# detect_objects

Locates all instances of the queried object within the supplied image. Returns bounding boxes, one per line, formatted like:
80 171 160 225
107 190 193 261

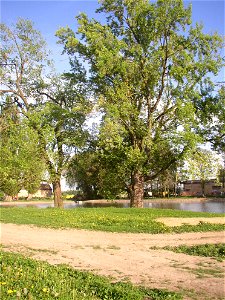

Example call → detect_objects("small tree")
67 150 101 200
27 73 91 207
66 139 126 200
186 148 221 196
218 160 225 193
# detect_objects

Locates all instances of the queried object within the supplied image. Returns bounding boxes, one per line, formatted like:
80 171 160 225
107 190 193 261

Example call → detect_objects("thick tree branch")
145 147 187 181
151 36 169 112
36 90 57 102
0 89 16 94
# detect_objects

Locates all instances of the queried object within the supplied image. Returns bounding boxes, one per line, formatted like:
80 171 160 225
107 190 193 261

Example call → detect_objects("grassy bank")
163 243 225 261
1 207 224 233
150 243 225 262
0 251 182 300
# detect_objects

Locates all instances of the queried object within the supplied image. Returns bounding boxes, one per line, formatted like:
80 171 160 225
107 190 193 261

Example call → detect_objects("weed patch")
0 251 182 299
164 243 225 261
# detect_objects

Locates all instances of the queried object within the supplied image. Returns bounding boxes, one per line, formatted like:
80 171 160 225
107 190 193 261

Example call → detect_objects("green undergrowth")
164 243 225 261
0 251 182 300
0 207 224 233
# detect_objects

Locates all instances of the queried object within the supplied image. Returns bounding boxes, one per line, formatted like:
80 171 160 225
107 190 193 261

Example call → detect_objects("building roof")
181 179 217 184
40 183 52 191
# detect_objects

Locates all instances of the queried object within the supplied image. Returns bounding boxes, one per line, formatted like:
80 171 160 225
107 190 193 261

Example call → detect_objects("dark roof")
181 179 217 184
40 183 52 190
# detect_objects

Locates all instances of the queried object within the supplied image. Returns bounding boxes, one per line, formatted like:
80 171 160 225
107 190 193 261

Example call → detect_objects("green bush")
0 190 4 200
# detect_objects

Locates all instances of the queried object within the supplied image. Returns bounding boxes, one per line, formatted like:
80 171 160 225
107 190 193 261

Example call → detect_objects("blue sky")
1 0 225 77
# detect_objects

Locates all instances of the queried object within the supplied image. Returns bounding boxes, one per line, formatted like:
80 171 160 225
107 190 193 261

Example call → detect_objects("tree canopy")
194 84 225 154
1 2 224 207
0 96 45 198
184 148 221 196
56 0 224 207
0 19 91 207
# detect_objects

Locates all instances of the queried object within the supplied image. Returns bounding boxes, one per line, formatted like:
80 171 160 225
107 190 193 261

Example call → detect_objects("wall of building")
18 184 52 198
182 180 222 196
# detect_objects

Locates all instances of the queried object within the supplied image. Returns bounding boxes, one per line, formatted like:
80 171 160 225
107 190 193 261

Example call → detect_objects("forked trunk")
129 171 144 208
52 179 63 208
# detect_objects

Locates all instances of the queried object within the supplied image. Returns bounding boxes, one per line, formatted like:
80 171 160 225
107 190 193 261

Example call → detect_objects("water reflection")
186 201 224 213
1 199 224 213
146 202 182 210
147 201 225 213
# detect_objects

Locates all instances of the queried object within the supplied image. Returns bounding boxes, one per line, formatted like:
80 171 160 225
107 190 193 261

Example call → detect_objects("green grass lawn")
163 243 225 261
1 208 224 300
1 207 224 233
0 251 182 300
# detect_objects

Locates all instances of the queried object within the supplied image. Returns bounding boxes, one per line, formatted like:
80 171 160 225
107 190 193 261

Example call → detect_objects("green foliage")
56 0 224 206
164 243 225 261
1 251 182 299
184 148 222 195
66 136 128 199
218 167 225 189
0 18 50 104
66 150 103 200
27 73 91 180
0 98 45 196
186 148 221 180
140 288 182 300
0 19 92 207
194 85 225 153
172 222 225 234
1 207 224 233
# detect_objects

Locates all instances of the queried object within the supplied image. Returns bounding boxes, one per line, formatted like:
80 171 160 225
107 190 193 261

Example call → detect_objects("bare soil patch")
1 223 225 300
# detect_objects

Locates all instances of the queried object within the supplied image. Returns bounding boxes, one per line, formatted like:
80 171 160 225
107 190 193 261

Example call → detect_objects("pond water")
3 199 225 213
144 200 225 213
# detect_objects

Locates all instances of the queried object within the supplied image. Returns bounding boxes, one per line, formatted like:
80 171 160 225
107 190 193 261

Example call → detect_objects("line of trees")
1 0 224 207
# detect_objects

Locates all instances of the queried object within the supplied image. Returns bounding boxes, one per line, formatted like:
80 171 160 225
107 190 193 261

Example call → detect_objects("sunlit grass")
164 243 225 261
0 251 182 300
1 207 224 233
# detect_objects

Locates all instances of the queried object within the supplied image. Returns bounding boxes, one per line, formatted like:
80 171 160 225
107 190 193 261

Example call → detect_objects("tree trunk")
129 171 144 208
27 194 33 200
4 195 13 201
52 179 63 208
201 180 205 197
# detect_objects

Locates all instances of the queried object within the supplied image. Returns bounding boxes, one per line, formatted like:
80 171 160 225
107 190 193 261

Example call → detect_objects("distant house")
181 179 223 196
18 183 52 198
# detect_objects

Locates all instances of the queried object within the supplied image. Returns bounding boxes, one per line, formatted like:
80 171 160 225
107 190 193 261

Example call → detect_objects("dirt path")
1 223 225 300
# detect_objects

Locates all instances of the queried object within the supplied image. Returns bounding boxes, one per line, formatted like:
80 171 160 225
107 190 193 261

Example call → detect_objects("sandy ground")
1 222 225 300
